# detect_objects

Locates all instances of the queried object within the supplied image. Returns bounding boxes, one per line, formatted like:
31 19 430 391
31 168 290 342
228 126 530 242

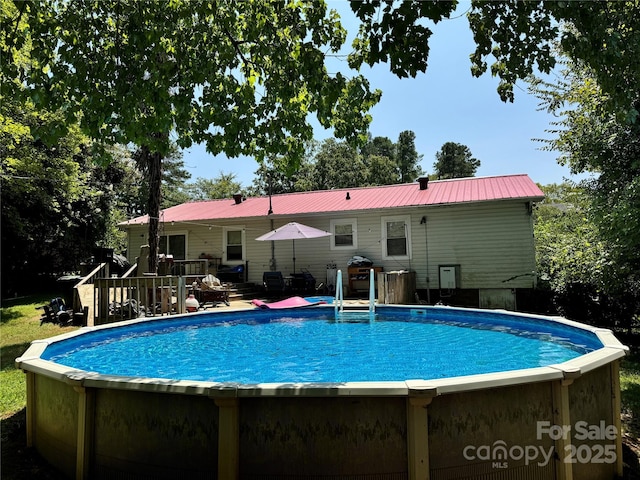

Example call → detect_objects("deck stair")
225 282 260 301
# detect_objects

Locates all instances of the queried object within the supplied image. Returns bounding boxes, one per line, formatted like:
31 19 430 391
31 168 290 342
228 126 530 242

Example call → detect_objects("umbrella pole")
292 239 296 273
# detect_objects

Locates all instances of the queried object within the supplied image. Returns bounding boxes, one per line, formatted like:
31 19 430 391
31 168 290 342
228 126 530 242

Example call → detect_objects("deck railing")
121 263 138 278
94 276 186 325
73 262 109 314
171 259 208 278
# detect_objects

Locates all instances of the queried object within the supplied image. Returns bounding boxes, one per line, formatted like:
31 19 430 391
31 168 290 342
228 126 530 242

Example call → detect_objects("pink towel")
251 296 327 309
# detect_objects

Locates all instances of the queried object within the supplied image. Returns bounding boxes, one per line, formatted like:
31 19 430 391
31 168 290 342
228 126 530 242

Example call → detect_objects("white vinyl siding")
123 200 537 291
419 202 536 289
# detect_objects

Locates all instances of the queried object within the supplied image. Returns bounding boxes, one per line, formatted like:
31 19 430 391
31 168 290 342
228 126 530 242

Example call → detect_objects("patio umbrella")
256 222 332 272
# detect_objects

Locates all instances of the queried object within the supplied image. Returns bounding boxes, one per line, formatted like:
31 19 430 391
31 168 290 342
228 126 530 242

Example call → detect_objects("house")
120 174 544 309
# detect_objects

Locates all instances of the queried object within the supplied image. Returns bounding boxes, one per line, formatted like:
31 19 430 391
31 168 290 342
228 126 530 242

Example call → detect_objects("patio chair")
289 268 316 294
263 271 287 296
38 297 72 325
195 275 231 307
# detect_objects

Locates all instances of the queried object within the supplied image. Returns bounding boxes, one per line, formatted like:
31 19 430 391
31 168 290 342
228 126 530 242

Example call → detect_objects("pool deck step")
225 282 261 301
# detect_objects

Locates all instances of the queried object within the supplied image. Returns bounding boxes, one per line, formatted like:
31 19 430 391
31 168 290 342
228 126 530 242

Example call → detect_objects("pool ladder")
334 269 376 320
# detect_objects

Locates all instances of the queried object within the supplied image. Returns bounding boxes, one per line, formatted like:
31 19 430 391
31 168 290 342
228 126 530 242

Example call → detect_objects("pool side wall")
17 307 627 480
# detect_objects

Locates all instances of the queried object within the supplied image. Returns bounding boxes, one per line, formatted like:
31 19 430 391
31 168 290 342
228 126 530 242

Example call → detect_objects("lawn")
1 294 79 479
1 295 639 478
621 339 640 476
1 295 79 417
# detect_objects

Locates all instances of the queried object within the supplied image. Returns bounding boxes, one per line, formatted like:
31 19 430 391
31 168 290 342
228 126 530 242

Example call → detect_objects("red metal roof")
120 174 544 226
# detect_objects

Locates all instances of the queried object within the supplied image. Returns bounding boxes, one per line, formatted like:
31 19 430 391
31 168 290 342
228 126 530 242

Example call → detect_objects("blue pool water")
43 307 602 384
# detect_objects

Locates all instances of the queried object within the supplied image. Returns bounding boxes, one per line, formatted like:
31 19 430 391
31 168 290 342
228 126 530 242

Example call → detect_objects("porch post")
611 360 624 477
552 372 578 480
74 385 96 480
25 371 36 447
406 383 437 480
214 397 239 480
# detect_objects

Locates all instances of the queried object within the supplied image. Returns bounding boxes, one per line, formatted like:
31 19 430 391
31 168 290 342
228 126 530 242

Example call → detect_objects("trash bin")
56 275 82 308
377 271 416 304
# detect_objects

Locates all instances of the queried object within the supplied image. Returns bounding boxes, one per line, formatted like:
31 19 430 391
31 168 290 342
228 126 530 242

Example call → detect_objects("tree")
159 152 192 209
350 1 640 120
433 142 481 180
3 1 381 272
249 145 317 196
396 130 423 182
533 183 637 331
131 145 192 213
365 154 400 186
349 1 458 78
0 99 128 294
533 57 640 325
361 135 396 161
309 138 368 190
251 162 301 197
360 135 399 185
534 183 606 294
6 0 640 273
251 138 402 193
189 172 244 201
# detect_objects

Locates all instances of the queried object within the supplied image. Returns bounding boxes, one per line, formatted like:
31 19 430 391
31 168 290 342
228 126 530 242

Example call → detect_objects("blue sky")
181 2 581 189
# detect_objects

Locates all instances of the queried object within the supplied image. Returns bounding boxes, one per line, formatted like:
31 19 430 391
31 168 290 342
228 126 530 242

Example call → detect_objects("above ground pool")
41 307 603 384
17 304 628 480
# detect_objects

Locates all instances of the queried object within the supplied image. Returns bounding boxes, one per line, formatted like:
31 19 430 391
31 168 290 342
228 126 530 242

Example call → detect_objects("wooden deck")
75 277 367 327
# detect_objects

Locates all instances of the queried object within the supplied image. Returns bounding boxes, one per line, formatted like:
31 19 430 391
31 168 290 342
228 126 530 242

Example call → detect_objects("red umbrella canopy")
256 222 332 272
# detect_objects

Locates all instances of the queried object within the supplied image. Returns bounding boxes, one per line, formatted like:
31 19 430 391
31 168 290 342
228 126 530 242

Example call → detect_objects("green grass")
622 351 640 408
1 295 78 418
620 345 640 448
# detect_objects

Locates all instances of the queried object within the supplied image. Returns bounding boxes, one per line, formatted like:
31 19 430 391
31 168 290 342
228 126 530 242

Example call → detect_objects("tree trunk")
139 144 163 274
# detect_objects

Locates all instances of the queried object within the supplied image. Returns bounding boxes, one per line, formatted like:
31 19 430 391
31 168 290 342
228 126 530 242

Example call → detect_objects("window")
159 233 186 260
381 216 411 260
223 227 245 262
330 218 357 250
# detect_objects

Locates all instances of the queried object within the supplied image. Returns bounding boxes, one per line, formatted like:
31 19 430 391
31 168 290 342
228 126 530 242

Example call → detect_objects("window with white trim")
223 227 245 262
330 218 357 250
381 216 411 260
